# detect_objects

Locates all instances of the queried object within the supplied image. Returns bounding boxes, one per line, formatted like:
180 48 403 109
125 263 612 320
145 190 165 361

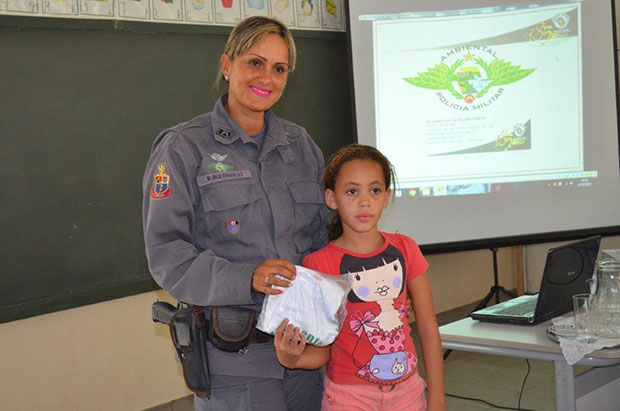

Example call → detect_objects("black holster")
152 302 211 398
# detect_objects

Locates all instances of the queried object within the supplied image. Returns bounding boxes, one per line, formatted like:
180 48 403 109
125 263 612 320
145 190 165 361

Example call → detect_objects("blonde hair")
216 16 296 89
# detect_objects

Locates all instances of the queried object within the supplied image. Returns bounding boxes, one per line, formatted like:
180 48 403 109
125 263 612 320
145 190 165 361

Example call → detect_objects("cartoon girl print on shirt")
340 244 417 386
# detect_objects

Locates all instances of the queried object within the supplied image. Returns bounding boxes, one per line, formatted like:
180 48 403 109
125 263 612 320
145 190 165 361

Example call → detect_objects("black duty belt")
251 327 275 344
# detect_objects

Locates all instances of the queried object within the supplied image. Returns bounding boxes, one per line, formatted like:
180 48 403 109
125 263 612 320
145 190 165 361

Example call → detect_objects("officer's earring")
224 75 229 82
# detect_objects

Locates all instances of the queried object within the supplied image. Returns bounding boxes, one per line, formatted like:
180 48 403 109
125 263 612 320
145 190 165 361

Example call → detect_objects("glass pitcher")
591 259 620 338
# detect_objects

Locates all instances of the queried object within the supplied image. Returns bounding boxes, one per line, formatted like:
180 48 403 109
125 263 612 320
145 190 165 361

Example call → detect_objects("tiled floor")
147 300 581 411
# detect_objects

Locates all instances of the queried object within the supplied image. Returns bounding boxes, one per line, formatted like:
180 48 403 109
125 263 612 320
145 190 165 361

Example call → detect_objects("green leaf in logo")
474 57 492 78
488 59 536 86
403 63 455 90
404 56 535 101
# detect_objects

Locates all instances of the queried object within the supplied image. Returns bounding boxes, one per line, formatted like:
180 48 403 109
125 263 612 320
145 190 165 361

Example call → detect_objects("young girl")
274 144 445 410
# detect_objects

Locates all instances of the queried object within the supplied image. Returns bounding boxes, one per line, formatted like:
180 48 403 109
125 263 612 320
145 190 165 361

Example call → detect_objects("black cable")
518 358 531 410
440 357 533 411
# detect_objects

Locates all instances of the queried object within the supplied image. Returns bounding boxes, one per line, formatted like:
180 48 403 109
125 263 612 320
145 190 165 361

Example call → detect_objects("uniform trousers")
194 368 323 411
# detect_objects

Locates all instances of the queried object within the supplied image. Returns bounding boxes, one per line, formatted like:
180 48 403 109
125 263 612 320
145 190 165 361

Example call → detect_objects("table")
439 318 620 411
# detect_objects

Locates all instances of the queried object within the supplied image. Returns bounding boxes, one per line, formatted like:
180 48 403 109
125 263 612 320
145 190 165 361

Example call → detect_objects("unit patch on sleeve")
151 163 171 199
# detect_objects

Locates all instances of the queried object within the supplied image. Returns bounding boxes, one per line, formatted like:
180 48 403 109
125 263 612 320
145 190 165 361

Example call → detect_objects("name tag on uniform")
197 170 252 186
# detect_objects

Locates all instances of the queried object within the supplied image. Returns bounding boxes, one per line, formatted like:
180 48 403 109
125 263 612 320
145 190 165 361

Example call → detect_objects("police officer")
143 16 330 411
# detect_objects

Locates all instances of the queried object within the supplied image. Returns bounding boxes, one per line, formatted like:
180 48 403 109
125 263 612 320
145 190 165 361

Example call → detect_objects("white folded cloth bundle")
257 266 351 346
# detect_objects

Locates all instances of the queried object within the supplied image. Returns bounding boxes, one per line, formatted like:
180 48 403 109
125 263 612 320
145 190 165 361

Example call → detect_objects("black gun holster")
152 302 211 398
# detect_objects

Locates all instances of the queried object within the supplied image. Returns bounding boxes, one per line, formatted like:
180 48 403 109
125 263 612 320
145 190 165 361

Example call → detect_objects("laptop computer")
470 235 601 325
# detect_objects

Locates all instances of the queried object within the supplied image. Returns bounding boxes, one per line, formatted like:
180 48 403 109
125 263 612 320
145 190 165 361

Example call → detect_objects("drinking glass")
573 293 597 343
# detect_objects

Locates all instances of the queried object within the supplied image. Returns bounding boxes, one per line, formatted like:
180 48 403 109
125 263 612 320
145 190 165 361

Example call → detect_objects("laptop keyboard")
494 299 537 316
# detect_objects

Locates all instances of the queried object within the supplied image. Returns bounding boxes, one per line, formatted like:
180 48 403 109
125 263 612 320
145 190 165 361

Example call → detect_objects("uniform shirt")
143 95 330 378
303 233 429 386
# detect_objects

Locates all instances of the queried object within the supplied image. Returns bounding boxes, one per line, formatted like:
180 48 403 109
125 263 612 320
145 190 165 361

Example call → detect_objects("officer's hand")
274 318 306 369
251 259 296 295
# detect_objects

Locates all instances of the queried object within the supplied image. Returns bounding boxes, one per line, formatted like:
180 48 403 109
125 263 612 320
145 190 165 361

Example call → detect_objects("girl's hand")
251 259 296 295
273 318 306 369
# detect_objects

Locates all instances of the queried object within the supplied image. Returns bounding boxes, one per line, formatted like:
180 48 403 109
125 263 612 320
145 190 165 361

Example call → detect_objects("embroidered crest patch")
227 220 240 234
151 164 171 199
207 152 234 172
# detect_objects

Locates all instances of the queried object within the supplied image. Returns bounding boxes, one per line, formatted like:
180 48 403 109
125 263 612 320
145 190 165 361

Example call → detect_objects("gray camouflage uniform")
143 95 330 410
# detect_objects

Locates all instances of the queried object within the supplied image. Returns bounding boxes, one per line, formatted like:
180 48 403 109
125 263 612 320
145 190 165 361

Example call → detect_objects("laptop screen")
534 235 601 321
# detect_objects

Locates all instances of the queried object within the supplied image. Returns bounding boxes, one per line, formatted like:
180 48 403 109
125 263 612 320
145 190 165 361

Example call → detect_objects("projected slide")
372 3 582 188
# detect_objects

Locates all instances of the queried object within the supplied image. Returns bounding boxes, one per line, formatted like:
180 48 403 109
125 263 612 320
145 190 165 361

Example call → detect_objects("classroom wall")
0 290 189 411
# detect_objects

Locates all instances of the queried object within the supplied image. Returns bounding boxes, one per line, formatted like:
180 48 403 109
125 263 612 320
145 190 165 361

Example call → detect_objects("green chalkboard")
0 17 353 323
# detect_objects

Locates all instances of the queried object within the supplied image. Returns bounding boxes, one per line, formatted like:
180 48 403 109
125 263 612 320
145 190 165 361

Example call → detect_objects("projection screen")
348 0 620 251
